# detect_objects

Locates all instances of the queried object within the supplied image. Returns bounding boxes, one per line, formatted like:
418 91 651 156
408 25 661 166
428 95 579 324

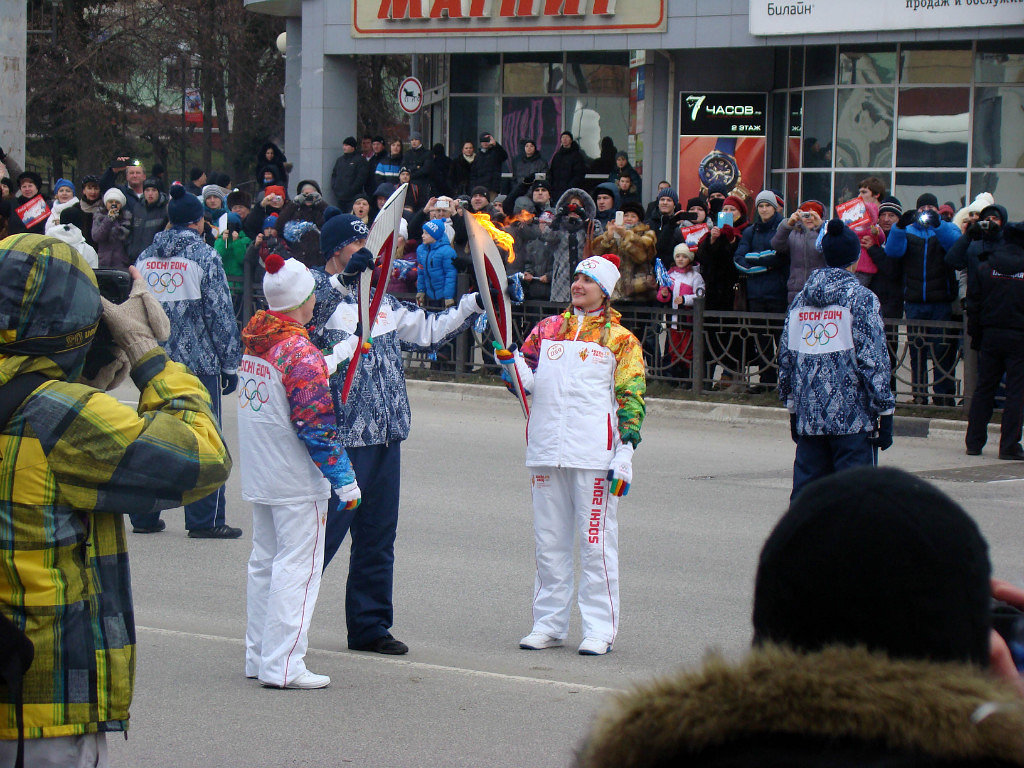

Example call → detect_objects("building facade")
245 0 1024 212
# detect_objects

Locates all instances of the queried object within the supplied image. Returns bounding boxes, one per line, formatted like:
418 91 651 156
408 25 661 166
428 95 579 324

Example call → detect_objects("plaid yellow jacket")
0 349 231 739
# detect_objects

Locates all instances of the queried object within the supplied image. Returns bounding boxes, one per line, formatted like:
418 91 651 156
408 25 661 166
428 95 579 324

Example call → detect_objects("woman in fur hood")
591 201 658 303
577 467 1024 768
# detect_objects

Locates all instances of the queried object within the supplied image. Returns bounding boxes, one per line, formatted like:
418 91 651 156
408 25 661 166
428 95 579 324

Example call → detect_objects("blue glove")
221 373 238 396
869 414 894 451
790 412 799 444
341 247 374 286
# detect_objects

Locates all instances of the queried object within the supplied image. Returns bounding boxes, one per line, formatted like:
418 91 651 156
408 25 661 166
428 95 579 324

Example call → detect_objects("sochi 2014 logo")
547 343 564 360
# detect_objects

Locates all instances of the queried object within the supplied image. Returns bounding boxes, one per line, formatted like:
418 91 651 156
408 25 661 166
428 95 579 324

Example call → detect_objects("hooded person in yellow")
0 234 232 766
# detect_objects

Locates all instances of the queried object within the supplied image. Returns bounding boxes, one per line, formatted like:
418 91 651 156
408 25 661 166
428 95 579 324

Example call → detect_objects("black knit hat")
819 219 860 268
167 183 204 225
916 192 939 210
753 467 991 666
685 196 708 212
878 196 903 218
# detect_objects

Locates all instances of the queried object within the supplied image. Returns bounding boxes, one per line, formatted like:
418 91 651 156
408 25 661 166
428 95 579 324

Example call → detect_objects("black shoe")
348 633 408 655
187 525 243 539
966 448 982 456
132 520 166 534
998 450 1024 461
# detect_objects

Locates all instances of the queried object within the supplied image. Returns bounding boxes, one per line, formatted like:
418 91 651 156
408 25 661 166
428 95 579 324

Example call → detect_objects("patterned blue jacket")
136 227 242 376
308 269 481 447
778 267 895 435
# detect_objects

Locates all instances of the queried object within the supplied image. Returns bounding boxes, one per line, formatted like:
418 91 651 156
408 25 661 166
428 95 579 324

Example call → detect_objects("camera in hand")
565 203 583 215
82 269 133 382
992 600 1024 671
95 268 132 304
978 220 995 231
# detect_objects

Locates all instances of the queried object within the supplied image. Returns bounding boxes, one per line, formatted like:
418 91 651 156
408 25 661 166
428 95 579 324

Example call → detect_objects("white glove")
323 335 360 375
606 443 634 497
333 481 361 510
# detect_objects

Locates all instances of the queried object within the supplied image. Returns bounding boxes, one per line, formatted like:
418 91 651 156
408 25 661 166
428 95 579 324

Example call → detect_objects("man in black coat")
965 218 1024 460
330 137 369 213
468 132 507 198
548 131 587 199
403 132 434 199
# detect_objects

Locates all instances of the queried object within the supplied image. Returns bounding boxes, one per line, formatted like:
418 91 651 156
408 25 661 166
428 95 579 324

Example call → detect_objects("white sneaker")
519 632 564 650
578 638 611 655
261 670 331 689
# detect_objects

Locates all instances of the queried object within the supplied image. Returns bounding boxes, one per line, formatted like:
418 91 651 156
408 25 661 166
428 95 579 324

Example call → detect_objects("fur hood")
577 644 1024 768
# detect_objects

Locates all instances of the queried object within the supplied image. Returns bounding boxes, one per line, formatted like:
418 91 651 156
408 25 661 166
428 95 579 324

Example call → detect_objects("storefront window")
450 54 500 94
774 47 790 90
801 89 833 167
801 171 831 207
900 45 972 84
503 53 562 96
971 171 1024 206
805 47 836 87
839 48 897 85
565 52 629 95
565 95 629 164
450 96 499 150
835 87 894 168
896 88 969 168
502 96 562 164
975 41 1024 84
973 87 1024 169
894 172 965 212
789 48 804 89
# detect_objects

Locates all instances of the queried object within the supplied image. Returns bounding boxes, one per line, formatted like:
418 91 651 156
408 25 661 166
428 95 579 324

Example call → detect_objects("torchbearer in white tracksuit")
239 254 362 689
495 253 646 656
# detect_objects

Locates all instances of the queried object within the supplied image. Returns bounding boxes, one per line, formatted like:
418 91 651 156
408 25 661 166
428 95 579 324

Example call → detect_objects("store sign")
352 0 666 36
679 92 767 137
749 0 1024 35
678 92 767 201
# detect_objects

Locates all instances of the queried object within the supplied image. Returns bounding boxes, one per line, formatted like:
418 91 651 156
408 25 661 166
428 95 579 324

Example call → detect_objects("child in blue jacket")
415 219 457 308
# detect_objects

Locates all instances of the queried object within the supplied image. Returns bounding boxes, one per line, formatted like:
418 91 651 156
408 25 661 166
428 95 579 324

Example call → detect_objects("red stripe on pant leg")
282 500 322 686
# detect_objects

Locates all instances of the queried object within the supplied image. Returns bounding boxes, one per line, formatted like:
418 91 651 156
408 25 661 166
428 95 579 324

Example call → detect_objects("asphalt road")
106 382 1024 767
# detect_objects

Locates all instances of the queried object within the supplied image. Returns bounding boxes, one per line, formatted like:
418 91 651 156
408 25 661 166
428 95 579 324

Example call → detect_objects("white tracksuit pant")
529 467 619 644
245 498 328 685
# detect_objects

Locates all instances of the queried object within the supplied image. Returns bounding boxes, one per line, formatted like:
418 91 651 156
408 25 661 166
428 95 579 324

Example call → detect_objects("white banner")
749 0 1024 35
787 306 854 356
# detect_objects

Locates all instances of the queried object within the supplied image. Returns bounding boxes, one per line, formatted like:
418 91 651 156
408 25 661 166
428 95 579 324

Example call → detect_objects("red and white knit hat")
263 254 315 312
574 253 621 297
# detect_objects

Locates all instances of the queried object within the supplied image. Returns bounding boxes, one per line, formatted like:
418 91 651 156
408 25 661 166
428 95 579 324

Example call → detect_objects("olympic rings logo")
147 271 185 294
239 376 270 411
802 322 839 347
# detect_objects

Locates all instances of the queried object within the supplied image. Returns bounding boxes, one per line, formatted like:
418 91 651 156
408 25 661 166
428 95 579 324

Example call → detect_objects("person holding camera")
511 138 548 196
544 188 600 303
0 233 232 767
274 180 329 268
885 193 962 406
779 220 895 499
771 200 825 303
129 184 243 539
576 466 1024 767
962 209 1024 460
93 188 132 269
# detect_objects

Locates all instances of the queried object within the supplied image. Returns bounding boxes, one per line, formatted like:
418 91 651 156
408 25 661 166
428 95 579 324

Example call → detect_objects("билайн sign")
352 0 666 36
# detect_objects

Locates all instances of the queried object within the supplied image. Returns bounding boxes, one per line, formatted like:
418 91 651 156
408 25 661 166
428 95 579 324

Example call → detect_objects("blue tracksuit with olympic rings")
778 267 895 495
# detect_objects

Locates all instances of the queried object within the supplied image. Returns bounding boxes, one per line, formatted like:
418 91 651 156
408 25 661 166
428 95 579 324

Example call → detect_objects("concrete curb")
406 379 989 443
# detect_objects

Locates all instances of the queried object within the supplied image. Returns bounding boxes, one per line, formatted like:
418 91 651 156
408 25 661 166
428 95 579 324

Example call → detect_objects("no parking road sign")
398 76 423 115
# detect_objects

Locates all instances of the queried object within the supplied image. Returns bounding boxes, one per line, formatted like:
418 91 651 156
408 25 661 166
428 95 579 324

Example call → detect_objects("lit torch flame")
471 211 516 264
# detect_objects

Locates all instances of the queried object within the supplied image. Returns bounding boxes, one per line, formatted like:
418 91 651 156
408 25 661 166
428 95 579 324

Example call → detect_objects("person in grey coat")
771 200 825 303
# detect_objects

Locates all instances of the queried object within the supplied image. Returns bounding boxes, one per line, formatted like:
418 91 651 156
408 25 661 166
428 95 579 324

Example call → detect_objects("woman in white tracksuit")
497 253 646 655
239 255 361 689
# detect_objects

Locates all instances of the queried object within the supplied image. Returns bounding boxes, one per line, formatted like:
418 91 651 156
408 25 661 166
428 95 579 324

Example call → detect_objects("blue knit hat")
53 178 75 195
262 214 279 231
820 219 860 268
167 183 204 226
283 219 318 245
421 219 447 243
320 211 369 259
657 187 679 205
